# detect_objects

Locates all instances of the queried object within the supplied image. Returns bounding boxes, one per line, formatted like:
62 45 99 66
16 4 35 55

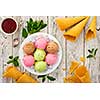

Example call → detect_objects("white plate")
19 32 62 75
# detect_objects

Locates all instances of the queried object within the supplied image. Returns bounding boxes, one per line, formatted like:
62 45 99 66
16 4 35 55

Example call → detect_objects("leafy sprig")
87 48 98 59
37 75 56 82
22 18 47 38
7 56 19 67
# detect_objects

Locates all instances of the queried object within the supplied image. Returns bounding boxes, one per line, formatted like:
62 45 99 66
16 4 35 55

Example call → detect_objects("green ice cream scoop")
34 49 46 61
35 61 47 72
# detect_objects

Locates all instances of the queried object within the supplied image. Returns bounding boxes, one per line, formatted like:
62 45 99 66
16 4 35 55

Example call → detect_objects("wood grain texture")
0 16 100 83
85 16 99 83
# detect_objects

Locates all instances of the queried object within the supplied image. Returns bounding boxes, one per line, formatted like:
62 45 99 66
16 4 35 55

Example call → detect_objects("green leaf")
94 48 98 56
29 18 33 23
37 75 46 78
9 56 13 59
13 60 19 67
92 48 94 52
42 77 46 83
22 18 47 38
87 55 94 58
40 24 47 29
22 28 28 38
27 23 31 32
7 60 13 64
36 21 41 28
88 49 92 53
14 56 19 61
47 76 56 81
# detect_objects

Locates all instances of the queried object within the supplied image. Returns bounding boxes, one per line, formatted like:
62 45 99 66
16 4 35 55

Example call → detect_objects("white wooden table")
0 16 100 83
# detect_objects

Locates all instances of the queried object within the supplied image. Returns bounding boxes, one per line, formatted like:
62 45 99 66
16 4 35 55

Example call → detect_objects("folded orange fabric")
63 16 90 42
55 16 86 31
85 16 96 41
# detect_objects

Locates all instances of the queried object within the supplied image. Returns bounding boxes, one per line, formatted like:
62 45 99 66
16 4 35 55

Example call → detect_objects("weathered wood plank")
2 36 13 83
0 16 13 83
20 16 48 83
48 16 65 83
0 32 5 83
85 16 99 83
11 16 22 82
96 16 100 82
31 16 48 83
66 16 84 78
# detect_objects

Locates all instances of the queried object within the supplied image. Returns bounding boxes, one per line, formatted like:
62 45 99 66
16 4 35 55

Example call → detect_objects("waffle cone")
85 16 96 41
64 16 90 42
16 73 38 83
56 16 86 31
3 66 22 80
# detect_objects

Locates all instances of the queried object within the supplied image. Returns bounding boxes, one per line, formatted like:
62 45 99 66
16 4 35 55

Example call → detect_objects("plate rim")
19 32 62 75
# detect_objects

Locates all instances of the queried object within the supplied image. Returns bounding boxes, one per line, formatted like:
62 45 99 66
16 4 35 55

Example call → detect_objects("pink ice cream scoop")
35 38 48 49
45 54 58 65
23 55 34 67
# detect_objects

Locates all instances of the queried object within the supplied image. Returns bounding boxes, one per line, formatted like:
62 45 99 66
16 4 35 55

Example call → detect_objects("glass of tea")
0 17 18 35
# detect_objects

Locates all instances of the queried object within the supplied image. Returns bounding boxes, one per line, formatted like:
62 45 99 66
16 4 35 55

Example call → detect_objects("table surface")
0 16 100 83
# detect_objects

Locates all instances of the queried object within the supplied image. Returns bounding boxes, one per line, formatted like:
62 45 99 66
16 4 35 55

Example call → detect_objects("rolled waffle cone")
64 61 91 83
64 74 81 83
68 61 80 74
85 16 96 41
74 65 91 83
16 73 38 83
56 16 86 31
3 66 23 80
64 16 90 42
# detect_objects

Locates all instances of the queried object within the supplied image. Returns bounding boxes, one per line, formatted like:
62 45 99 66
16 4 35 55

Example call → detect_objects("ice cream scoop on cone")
3 66 23 80
85 16 96 41
55 16 86 31
16 73 38 83
63 16 90 42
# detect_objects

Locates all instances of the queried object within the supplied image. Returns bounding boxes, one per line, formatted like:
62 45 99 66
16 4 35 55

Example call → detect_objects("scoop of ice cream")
45 54 58 65
35 38 48 49
23 42 35 55
23 55 34 67
34 49 46 61
46 41 59 54
35 61 47 72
